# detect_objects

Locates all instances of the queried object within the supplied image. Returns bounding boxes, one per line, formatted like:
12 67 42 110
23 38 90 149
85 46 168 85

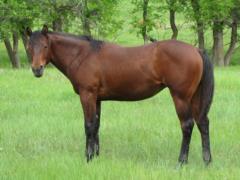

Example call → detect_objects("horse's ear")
26 27 32 36
41 24 48 36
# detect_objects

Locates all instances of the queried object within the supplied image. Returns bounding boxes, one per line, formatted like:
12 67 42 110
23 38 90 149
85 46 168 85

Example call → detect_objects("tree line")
0 0 239 68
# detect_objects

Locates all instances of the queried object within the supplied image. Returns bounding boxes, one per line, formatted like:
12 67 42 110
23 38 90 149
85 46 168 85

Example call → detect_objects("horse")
26 25 214 165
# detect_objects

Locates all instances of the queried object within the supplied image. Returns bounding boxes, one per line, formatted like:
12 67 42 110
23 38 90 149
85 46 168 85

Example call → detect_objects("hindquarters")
172 49 213 165
157 41 214 165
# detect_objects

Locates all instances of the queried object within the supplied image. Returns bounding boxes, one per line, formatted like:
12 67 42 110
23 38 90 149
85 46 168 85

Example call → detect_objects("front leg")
95 100 101 156
80 90 100 162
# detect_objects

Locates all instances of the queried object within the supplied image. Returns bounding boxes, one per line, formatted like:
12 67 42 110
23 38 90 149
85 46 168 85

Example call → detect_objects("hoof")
86 153 94 162
175 163 183 170
203 153 212 166
175 160 188 170
86 147 94 162
95 143 100 156
204 159 212 167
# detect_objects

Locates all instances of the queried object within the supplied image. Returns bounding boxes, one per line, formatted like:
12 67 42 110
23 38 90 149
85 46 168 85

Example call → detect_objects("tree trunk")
212 20 224 66
4 38 15 68
196 22 205 50
52 17 63 32
167 0 178 40
169 8 178 39
224 11 238 66
20 31 31 63
142 0 149 44
81 0 91 36
4 36 20 69
12 31 20 68
191 0 205 49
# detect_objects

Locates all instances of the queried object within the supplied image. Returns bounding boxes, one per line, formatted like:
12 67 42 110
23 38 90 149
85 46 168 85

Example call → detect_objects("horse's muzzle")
32 65 44 78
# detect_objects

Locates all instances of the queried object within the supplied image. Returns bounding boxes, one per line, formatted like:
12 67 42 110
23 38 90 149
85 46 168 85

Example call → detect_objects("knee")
182 119 194 128
181 119 194 134
196 117 209 127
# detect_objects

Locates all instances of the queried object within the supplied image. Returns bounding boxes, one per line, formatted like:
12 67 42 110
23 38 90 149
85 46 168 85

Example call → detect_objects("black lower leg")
95 101 101 156
95 134 100 156
85 120 98 162
178 119 194 164
197 117 211 165
85 111 101 161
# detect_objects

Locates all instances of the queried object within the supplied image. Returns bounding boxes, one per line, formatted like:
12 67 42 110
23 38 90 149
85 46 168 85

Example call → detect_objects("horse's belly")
99 83 165 101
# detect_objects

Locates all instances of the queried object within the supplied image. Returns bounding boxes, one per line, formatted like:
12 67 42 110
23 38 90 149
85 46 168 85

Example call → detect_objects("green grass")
0 67 240 179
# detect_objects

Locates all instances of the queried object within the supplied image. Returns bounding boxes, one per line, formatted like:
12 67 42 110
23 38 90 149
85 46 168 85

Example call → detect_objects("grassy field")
0 67 240 179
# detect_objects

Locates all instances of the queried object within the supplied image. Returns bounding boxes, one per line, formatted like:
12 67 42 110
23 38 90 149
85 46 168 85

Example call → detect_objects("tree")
224 0 240 65
166 0 178 39
201 0 234 66
131 0 159 43
0 0 41 66
3 37 20 68
81 0 122 38
79 0 91 35
190 0 205 49
180 0 206 49
212 20 224 66
48 0 122 38
142 0 149 43
0 0 23 68
41 0 78 32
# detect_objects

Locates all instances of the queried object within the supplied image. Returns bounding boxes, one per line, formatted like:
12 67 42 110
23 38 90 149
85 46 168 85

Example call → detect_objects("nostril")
40 65 44 69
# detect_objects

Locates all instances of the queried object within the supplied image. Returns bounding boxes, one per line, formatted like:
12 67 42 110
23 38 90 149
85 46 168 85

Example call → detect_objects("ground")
0 67 240 179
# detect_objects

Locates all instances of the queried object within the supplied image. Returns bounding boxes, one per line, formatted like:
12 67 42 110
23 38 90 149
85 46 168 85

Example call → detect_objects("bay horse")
26 25 214 165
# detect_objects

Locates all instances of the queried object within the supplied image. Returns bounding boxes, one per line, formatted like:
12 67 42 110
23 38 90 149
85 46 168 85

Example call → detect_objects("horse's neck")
48 34 89 77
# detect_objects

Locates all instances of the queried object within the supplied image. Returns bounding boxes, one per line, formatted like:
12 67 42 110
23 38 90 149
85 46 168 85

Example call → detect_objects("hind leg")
179 118 194 164
196 117 211 165
192 96 212 165
171 93 194 165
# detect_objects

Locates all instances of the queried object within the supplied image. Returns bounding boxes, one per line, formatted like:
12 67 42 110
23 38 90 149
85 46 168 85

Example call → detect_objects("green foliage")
0 0 123 38
166 0 185 12
130 0 162 38
85 0 123 38
0 0 239 66
200 0 234 23
130 0 188 39
22 0 78 30
0 0 34 38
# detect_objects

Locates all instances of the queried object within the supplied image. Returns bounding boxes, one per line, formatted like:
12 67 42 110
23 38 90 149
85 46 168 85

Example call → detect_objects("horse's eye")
44 46 48 49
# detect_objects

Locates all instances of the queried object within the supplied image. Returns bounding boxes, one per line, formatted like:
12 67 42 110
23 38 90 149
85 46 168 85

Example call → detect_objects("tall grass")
0 67 240 179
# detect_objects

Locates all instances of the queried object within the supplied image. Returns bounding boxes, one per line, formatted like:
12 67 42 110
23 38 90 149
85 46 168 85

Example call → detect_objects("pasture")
0 67 240 179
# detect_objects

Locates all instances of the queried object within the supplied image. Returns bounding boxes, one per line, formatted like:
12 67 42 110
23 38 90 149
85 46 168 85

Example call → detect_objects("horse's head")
26 25 51 78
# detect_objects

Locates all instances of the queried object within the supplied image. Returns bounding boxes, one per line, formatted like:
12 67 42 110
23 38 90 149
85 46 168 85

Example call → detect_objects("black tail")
199 50 214 119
